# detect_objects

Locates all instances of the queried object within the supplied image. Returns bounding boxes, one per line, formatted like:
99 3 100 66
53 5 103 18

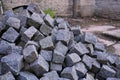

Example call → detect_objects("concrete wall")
2 0 120 19
2 0 82 16
38 0 72 16
2 0 32 10
95 0 120 20
79 0 95 17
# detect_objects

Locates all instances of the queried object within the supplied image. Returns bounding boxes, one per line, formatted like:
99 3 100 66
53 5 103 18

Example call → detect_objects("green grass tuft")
43 8 55 18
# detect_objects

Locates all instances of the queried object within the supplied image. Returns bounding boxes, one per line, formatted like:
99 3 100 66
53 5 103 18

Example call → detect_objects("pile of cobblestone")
0 4 120 80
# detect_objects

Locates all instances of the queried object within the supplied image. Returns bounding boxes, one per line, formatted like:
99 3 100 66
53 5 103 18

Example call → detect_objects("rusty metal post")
72 0 77 18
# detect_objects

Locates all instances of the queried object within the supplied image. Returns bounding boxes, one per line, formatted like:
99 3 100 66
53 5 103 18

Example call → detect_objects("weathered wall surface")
2 0 120 19
38 0 72 16
2 0 81 16
2 0 32 10
95 0 120 20
79 0 95 17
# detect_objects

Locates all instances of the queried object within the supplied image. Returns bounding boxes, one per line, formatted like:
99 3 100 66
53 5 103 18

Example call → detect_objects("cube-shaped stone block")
7 17 20 30
27 13 43 28
40 50 53 61
39 36 54 50
1 53 24 75
2 27 19 43
56 30 71 45
21 26 38 42
55 41 68 55
0 72 15 80
97 65 116 79
50 63 62 72
23 45 38 63
74 62 87 78
18 71 38 80
61 67 78 80
44 14 54 27
43 71 59 80
30 55 49 77
52 50 65 64
70 25 82 35
83 32 97 44
65 53 81 67
40 23 52 36
70 42 89 55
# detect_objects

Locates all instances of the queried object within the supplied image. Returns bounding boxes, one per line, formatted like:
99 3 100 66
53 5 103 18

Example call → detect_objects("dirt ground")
65 17 120 28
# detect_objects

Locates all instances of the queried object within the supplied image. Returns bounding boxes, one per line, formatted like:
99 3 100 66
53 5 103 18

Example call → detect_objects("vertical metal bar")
72 0 77 18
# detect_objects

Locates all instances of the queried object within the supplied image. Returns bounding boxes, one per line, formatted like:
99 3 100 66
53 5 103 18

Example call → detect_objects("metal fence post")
72 0 77 18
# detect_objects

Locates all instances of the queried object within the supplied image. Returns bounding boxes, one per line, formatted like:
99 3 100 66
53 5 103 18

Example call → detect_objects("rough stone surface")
82 55 94 69
1 53 24 75
70 25 82 35
74 62 87 78
70 42 89 55
23 45 38 63
59 78 70 80
65 53 81 67
93 51 109 64
40 23 52 36
55 18 64 24
30 55 49 77
7 45 22 55
0 71 15 80
27 13 43 28
44 14 54 27
43 71 59 80
115 58 120 70
21 26 38 42
2 27 19 43
40 76 49 80
7 17 20 30
83 32 97 44
85 73 95 80
25 41 40 50
97 65 116 79
52 50 65 64
50 63 62 72
56 30 71 45
61 66 78 80
39 36 54 50
0 40 14 55
107 54 118 64
87 44 94 55
40 50 53 62
18 71 38 80
27 3 40 13
106 78 120 80
55 41 68 56
33 31 45 42
58 22 68 30
94 42 105 52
